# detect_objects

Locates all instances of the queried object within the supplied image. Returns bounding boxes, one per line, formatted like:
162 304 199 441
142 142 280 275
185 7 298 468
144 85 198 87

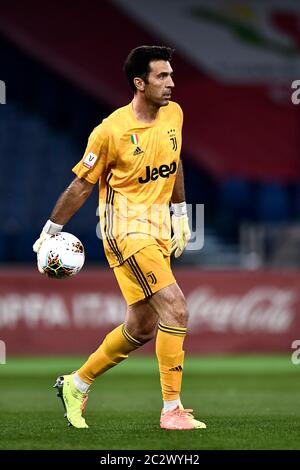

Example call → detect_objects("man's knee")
158 286 189 327
128 325 156 344
172 290 188 325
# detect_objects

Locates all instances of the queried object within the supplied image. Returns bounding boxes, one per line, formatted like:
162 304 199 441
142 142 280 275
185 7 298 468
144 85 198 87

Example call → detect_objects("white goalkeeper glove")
171 202 191 258
33 220 63 273
33 219 63 253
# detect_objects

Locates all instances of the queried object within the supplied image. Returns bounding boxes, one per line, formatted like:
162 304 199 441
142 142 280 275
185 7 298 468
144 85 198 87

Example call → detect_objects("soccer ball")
37 232 85 279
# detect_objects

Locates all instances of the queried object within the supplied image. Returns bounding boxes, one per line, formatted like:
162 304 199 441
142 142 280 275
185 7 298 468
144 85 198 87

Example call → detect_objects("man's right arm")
33 176 94 254
50 176 94 226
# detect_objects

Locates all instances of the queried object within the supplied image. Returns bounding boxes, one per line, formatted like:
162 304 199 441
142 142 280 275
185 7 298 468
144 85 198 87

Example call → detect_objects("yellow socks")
76 321 187 402
155 323 187 401
77 324 142 384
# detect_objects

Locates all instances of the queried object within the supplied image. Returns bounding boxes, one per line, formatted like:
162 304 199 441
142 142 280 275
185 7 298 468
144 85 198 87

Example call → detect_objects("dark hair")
124 45 174 93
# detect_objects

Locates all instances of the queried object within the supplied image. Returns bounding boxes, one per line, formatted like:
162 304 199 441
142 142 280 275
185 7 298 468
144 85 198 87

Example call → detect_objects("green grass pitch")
0 355 299 450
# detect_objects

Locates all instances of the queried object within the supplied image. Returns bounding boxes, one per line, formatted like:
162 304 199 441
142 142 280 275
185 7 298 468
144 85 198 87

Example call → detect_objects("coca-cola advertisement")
0 269 298 354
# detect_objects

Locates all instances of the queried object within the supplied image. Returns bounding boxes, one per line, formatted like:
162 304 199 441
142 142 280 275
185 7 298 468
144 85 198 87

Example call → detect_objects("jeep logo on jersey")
138 162 177 184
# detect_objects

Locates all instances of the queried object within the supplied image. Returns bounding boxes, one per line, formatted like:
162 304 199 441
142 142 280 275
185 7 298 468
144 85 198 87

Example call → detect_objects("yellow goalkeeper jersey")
72 100 183 267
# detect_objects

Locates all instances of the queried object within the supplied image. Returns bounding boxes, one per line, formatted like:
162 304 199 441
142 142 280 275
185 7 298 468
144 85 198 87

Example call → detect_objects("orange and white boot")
160 406 206 430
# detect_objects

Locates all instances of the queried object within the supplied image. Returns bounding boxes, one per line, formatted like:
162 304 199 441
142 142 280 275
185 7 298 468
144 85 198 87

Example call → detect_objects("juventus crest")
168 129 177 151
147 271 157 285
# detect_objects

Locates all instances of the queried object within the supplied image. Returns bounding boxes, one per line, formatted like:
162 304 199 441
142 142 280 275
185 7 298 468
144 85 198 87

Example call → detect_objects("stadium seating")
255 182 290 223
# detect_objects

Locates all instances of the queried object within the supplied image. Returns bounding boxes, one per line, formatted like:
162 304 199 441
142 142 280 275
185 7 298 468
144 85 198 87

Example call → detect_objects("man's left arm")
171 160 191 258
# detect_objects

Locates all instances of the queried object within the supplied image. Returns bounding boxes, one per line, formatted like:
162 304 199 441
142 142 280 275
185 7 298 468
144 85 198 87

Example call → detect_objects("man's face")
143 60 174 107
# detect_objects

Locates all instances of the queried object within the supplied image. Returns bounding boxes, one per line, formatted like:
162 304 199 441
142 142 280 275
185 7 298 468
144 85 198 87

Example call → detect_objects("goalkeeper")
33 45 206 431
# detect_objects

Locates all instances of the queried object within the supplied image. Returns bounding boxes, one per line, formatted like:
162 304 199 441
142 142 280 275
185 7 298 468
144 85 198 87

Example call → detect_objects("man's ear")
134 77 145 92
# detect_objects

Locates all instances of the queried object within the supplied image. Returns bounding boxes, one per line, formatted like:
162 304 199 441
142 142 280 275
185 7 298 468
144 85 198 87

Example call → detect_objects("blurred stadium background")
1 0 300 451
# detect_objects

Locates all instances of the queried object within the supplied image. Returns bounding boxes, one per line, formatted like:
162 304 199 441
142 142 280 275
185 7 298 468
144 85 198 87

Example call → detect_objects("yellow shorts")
113 244 176 305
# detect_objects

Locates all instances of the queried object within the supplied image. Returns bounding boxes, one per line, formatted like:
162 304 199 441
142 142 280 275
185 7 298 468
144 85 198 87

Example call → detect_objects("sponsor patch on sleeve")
83 152 98 169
